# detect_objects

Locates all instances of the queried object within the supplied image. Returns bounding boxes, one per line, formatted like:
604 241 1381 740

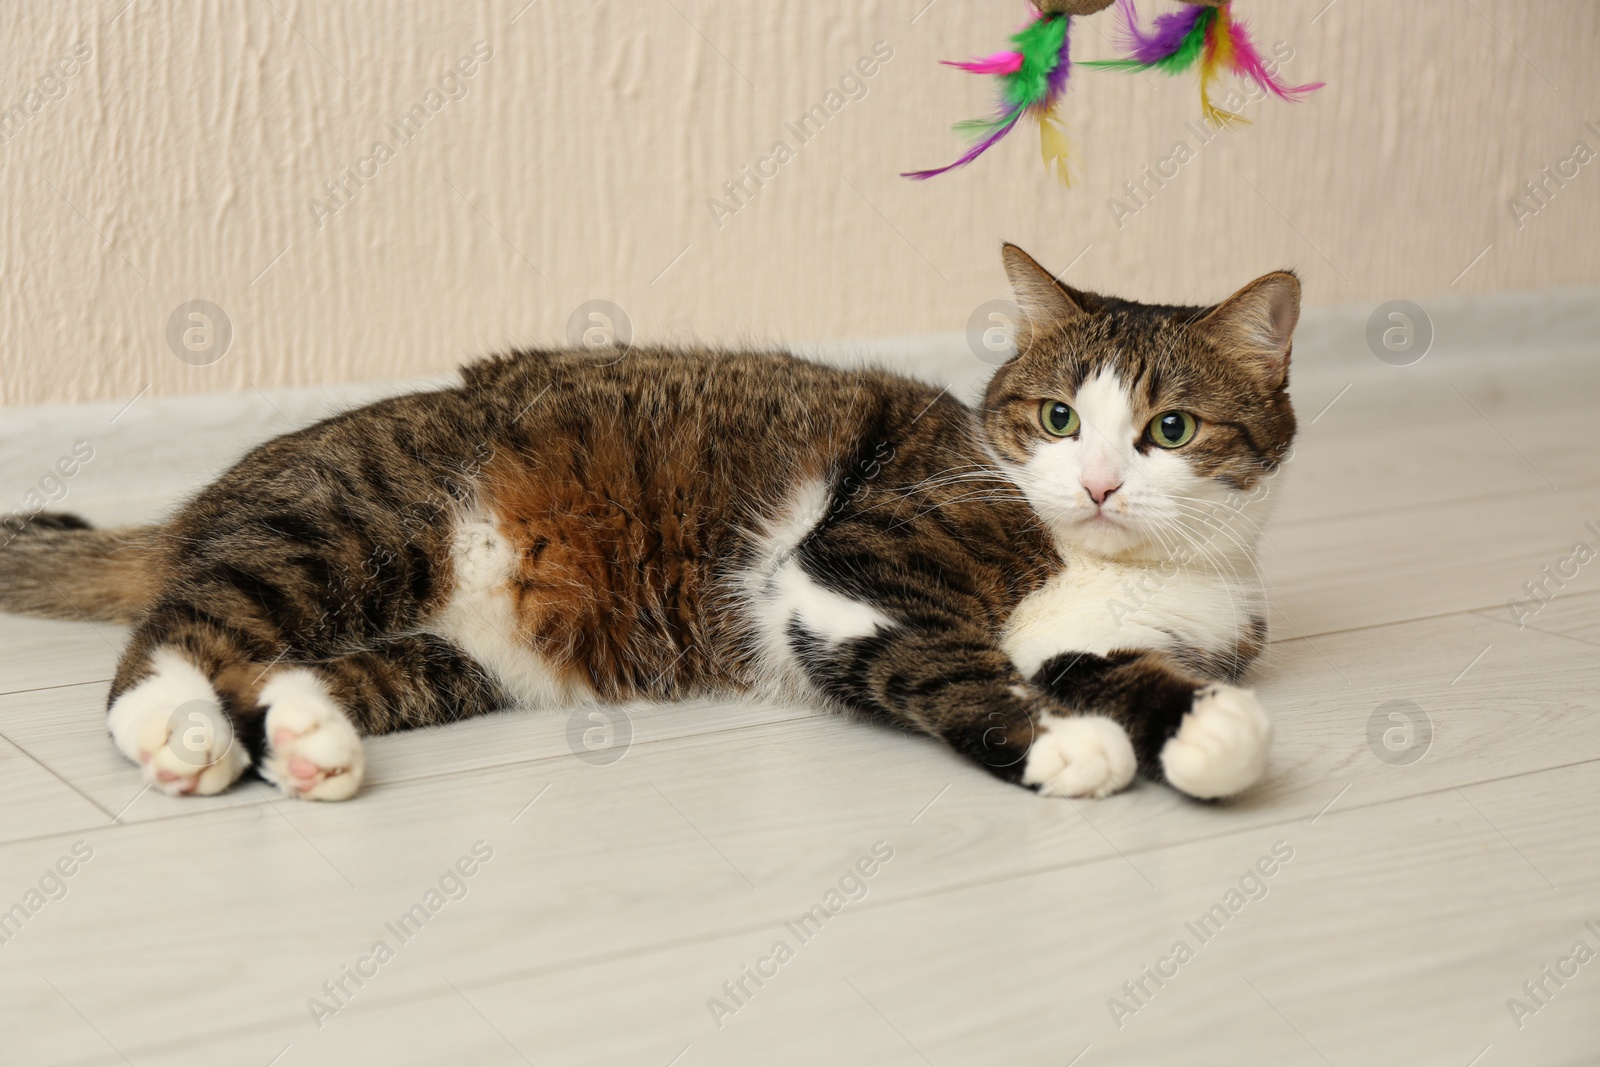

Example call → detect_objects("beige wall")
1 1 1596 406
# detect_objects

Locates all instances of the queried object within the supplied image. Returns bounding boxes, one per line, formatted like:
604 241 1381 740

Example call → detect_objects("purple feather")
900 109 1025 180
1115 0 1204 64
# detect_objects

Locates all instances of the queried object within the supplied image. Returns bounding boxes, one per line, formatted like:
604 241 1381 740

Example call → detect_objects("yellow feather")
1200 69 1247 127
1200 6 1248 127
1037 109 1073 185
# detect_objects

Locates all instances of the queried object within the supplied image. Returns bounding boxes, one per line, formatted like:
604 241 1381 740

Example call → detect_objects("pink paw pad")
259 670 366 801
155 768 197 794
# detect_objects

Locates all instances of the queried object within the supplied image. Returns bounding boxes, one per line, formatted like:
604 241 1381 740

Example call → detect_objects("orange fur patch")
479 443 732 703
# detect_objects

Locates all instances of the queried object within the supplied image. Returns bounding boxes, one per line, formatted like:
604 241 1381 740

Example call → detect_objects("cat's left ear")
1195 271 1301 386
1001 243 1088 337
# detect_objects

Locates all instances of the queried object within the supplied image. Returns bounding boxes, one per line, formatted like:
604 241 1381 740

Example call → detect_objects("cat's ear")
1001 243 1087 339
1196 271 1301 385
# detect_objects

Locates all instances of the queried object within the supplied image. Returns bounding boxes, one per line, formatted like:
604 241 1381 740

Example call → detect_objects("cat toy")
900 0 1114 184
904 0 1321 182
1083 0 1323 126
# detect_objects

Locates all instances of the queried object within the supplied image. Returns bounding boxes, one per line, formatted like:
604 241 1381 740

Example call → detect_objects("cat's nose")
1083 477 1122 506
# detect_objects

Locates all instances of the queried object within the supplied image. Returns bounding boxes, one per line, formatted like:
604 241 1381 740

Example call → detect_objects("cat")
0 244 1298 803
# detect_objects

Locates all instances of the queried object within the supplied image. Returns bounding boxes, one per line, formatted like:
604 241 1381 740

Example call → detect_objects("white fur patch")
1002 548 1261 677
427 510 590 709
259 668 366 802
769 559 893 643
1012 368 1145 559
1021 715 1136 799
736 479 892 696
105 648 251 797
1070 367 1140 489
1161 683 1272 799
749 477 832 569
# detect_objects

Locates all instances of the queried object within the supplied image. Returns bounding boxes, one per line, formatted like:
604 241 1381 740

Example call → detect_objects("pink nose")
1083 477 1122 506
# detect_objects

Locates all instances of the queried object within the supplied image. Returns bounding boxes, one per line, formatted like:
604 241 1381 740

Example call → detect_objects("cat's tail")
0 513 162 624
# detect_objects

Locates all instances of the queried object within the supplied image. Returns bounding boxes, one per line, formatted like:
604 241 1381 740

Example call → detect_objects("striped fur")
0 244 1298 801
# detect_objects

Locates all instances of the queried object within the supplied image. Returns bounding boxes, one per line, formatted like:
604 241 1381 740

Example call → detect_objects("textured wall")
1 1 1596 406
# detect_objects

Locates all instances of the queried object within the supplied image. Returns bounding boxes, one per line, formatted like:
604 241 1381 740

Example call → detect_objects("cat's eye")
1040 400 1080 437
1147 411 1198 449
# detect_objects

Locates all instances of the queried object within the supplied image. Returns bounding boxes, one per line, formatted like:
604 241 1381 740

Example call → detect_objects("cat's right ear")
1001 244 1086 342
1194 270 1301 387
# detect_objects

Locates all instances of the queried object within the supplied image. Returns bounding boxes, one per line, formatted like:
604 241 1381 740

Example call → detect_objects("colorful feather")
1222 7 1320 102
943 51 1025 75
1089 0 1206 72
903 11 1076 183
1199 5 1240 124
1084 1 1322 124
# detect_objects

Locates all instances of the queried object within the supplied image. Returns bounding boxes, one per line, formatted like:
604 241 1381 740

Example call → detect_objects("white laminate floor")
1 292 1598 1066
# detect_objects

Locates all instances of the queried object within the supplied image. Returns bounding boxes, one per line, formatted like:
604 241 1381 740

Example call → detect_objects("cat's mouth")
1061 506 1147 550
1052 506 1156 560
1072 506 1134 530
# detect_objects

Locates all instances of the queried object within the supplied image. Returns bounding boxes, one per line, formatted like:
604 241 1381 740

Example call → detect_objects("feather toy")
902 8 1080 183
1084 0 1322 126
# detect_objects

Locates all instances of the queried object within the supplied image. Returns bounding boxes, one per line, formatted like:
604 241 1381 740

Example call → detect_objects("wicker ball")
1032 0 1116 15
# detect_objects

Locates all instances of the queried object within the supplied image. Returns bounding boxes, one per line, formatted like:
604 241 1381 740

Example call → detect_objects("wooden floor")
2 291 1598 1066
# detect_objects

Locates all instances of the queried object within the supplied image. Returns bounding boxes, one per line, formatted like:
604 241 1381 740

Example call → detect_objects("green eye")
1040 400 1080 437
1148 411 1198 449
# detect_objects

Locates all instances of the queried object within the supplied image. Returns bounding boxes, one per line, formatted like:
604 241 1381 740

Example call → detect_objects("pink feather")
1226 15 1323 101
942 51 1026 75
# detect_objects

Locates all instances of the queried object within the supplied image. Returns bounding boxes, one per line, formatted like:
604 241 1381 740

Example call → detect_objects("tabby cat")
0 245 1298 802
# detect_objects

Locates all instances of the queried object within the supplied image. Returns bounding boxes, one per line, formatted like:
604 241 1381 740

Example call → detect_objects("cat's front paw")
1161 684 1272 799
259 670 366 801
1022 715 1136 799
106 650 251 796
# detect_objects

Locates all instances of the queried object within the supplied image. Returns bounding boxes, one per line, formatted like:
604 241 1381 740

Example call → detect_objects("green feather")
954 115 1010 136
1079 58 1146 72
953 112 1020 143
1000 15 1069 109
1150 9 1212 75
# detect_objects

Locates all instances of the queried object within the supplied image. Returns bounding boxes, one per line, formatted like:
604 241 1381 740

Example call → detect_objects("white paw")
106 649 250 796
259 669 365 801
1161 684 1272 799
1021 715 1137 799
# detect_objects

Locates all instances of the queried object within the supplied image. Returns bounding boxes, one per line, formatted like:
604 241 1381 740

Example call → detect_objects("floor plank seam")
1265 598 1593 647
0 725 118 822
0 678 114 700
1273 475 1600 531
1468 610 1600 651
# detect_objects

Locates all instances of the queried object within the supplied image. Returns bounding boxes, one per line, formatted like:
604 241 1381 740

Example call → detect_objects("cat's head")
983 244 1298 562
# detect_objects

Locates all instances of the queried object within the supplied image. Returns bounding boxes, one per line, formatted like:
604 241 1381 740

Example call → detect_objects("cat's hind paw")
106 649 251 797
1022 715 1137 799
1161 683 1272 799
259 670 366 801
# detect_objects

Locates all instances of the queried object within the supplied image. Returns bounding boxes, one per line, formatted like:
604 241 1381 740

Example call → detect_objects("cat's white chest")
1000 551 1261 678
